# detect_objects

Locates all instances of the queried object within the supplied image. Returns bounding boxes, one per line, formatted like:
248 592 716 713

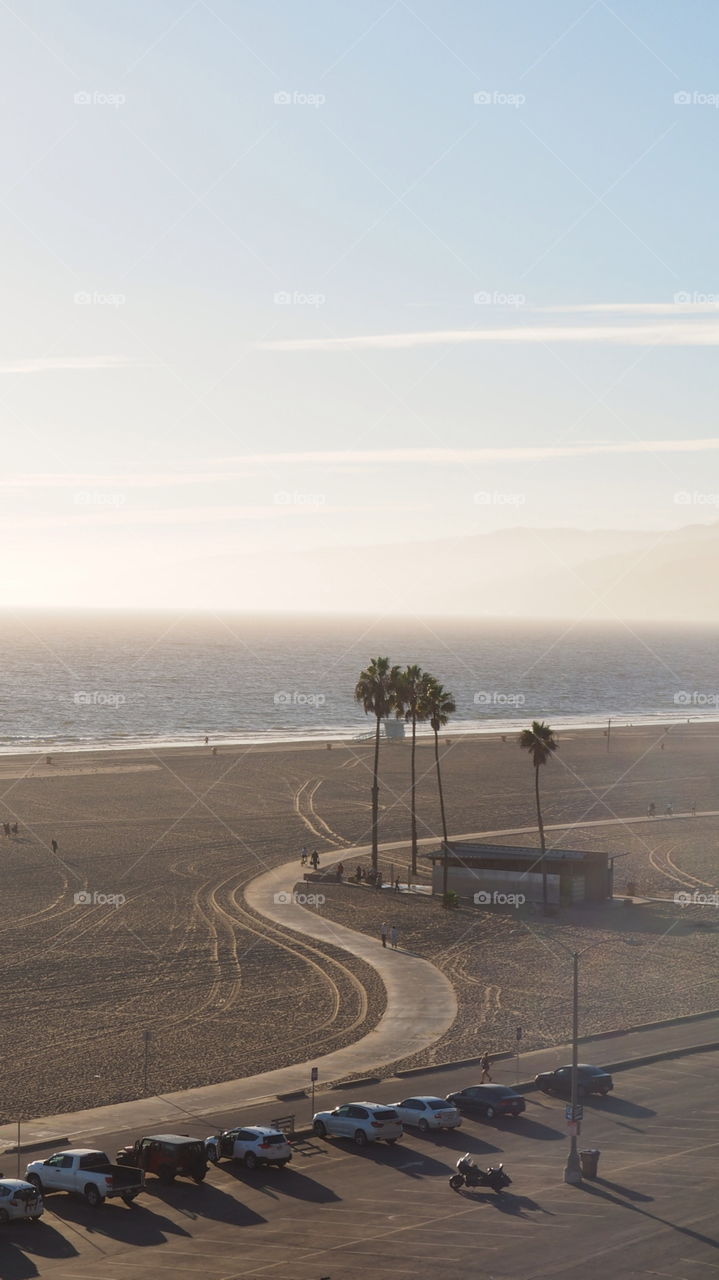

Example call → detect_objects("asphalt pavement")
1 1046 717 1280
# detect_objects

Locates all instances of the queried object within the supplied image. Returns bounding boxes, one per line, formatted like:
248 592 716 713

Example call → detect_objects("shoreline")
0 710 709 768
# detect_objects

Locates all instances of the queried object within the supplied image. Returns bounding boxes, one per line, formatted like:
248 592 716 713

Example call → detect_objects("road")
1 1049 717 1280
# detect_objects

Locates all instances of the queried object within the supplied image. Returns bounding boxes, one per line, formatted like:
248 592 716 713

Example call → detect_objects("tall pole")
606 717 611 751
564 951 582 1184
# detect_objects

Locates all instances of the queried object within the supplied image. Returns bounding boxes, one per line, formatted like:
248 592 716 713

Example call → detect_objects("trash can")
580 1149 600 1178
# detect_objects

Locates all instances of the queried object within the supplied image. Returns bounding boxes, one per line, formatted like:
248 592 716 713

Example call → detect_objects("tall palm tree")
395 665 429 877
518 720 558 911
354 657 400 870
422 677 456 899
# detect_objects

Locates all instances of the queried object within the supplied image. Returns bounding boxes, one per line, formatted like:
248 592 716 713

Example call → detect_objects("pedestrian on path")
480 1051 492 1082
380 922 388 948
390 924 398 949
311 849 320 870
300 846 308 865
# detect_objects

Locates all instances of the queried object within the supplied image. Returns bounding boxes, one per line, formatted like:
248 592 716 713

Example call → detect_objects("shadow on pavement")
422 1128 502 1155
593 1095 656 1119
146 1180 265 1227
44 1193 191 1244
592 1176 653 1202
338 1141 452 1179
221 1165 340 1204
451 1188 555 1219
0 1222 77 1279
510 1117 563 1141
579 1182 719 1249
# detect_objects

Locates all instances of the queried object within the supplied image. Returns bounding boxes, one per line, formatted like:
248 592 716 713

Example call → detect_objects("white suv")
0 1180 44 1223
312 1102 403 1146
205 1126 292 1169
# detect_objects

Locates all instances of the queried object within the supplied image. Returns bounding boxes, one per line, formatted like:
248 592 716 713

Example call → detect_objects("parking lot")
1 1051 718 1280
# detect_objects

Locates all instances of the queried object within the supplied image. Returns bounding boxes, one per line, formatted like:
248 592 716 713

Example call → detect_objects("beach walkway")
2 809 716 1149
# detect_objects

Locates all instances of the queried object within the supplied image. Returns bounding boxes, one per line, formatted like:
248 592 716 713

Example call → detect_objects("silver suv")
312 1102 403 1146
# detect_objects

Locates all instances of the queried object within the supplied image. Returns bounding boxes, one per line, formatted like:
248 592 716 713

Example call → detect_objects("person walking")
336 861 344 881
380 921 388 948
394 876 401 893
300 846 308 866
51 837 58 854
480 1051 492 1082
311 849 320 870
390 924 398 949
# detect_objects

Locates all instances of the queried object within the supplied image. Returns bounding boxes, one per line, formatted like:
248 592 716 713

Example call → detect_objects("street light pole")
564 950 582 1184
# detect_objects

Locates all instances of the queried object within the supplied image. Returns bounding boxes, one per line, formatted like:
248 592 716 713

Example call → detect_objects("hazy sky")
3 0 719 607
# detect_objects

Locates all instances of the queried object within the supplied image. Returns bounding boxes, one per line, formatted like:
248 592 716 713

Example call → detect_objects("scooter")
449 1154 512 1194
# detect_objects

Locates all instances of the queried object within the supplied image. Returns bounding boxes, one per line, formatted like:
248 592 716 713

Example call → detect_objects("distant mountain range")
173 522 719 620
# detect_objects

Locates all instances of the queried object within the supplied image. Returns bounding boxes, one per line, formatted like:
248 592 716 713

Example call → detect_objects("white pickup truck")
25 1149 144 1207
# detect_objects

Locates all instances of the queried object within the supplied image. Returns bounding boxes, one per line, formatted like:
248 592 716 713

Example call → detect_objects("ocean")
0 611 717 755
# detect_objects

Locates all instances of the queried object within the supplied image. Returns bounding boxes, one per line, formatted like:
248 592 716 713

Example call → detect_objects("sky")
2 0 719 609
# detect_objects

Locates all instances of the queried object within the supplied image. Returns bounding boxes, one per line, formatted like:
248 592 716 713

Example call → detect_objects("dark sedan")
535 1064 614 1097
446 1085 526 1120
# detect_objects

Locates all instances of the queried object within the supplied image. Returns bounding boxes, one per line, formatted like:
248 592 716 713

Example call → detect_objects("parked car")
446 1085 526 1120
205 1126 292 1169
25 1150 143 1207
388 1096 461 1132
0 1179 44 1223
116 1134 208 1184
312 1102 403 1146
535 1065 614 1097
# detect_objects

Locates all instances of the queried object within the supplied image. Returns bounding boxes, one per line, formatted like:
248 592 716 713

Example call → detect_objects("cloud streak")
218 440 719 466
0 356 136 374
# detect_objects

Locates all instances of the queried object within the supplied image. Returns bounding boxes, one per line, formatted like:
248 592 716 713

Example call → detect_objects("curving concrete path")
2 808 713 1147
243 850 456 1079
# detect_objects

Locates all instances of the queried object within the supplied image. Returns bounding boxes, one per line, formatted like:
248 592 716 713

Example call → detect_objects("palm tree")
422 677 456 899
518 720 558 911
395 665 429 878
354 657 400 870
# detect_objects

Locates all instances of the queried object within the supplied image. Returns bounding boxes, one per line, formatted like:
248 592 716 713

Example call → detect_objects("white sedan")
0 1179 44 1223
388 1096 462 1132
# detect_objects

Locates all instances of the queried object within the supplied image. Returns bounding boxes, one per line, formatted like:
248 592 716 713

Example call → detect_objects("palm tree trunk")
371 713 381 871
535 762 547 909
410 712 417 877
435 727 449 897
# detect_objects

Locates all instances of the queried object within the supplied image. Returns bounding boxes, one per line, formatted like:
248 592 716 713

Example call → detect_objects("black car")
535 1064 614 1097
446 1085 526 1120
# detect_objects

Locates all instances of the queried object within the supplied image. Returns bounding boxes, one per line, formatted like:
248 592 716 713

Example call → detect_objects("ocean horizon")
1 611 717 756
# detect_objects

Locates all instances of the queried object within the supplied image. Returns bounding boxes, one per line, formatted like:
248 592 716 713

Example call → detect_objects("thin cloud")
258 319 719 352
0 356 137 374
218 440 719 466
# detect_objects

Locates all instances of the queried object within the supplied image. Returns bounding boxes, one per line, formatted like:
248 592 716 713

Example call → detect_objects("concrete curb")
1 1137 70 1156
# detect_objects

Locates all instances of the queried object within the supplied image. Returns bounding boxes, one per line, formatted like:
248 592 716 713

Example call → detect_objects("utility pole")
142 1030 152 1095
606 717 611 751
564 951 582 1184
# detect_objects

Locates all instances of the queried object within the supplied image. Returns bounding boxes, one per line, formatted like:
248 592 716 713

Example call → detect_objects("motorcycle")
449 1154 512 1194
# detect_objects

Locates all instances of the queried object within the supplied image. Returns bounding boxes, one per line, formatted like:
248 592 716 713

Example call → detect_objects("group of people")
2 822 18 836
646 802 696 817
380 921 399 949
300 847 320 870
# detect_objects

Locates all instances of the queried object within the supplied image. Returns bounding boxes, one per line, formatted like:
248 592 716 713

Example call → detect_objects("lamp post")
564 950 582 1184
559 937 633 1185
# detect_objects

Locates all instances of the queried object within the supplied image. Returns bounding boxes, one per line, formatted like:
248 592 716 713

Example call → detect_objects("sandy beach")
1 720 718 1123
